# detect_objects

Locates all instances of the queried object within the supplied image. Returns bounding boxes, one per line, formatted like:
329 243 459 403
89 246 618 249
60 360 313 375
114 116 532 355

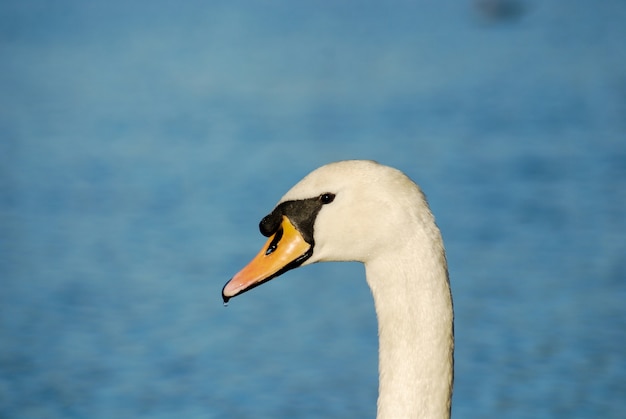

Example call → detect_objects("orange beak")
222 216 312 303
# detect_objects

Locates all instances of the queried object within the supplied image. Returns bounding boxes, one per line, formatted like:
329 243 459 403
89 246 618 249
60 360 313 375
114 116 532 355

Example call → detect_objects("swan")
222 160 454 418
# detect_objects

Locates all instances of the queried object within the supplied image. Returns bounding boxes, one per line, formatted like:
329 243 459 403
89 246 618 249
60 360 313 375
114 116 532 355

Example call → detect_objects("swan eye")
319 193 335 204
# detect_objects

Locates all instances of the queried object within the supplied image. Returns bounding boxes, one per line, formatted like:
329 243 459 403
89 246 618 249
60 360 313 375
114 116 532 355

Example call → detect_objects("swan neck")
365 245 453 419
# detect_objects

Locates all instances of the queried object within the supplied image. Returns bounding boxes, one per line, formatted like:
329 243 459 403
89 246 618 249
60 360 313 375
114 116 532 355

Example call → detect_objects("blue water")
1 1 625 417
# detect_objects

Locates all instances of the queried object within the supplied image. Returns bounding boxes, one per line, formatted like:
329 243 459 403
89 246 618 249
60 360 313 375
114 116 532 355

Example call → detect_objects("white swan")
222 160 454 418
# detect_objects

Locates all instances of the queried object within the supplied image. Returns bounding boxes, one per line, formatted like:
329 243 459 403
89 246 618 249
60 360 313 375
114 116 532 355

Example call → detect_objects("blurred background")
1 0 625 417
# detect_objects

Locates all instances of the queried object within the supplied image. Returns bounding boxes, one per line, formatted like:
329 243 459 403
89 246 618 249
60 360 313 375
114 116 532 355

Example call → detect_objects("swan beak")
222 216 311 302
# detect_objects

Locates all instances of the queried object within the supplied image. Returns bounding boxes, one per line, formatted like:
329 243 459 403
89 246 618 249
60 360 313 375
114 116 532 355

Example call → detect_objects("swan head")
222 160 432 302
